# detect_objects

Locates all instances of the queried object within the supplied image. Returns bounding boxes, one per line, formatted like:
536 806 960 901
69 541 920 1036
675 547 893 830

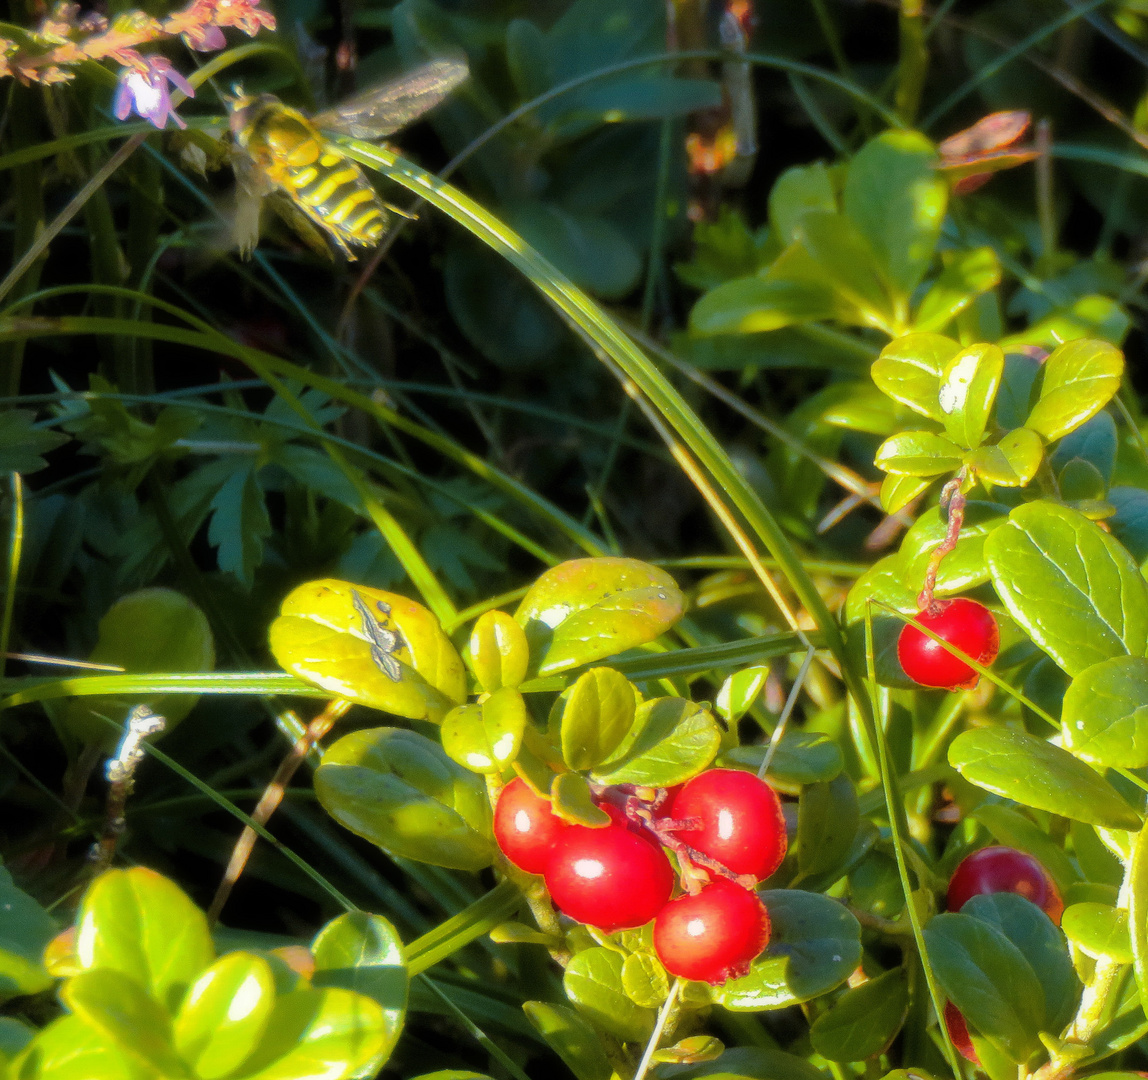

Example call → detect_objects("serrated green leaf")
0 409 68 473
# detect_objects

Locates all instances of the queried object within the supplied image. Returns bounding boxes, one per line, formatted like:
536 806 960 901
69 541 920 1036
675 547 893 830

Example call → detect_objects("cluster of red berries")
898 598 1000 690
942 845 1063 1062
493 768 788 984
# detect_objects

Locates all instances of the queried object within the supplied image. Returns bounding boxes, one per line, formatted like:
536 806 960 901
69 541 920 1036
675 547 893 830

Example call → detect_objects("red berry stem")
916 474 967 612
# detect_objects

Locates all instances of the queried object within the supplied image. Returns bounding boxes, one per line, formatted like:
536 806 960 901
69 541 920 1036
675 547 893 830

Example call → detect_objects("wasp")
227 57 468 259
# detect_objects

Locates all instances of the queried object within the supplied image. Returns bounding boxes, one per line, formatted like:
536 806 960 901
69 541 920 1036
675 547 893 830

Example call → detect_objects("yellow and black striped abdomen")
247 104 388 254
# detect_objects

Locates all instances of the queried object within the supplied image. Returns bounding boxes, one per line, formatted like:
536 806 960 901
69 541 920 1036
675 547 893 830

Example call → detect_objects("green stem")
895 0 928 124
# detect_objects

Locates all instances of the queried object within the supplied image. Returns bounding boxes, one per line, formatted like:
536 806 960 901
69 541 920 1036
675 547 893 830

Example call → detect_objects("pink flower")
182 22 225 51
113 55 193 129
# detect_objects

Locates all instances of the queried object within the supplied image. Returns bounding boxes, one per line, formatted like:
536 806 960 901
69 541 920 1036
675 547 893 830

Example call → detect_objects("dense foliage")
3 0 1148 1079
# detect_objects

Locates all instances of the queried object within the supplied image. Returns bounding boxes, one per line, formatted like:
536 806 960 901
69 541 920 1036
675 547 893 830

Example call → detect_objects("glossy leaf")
871 333 959 421
721 730 844 786
797 774 859 879
897 501 1005 595
688 275 838 335
9 1014 151 1080
515 558 683 676
913 248 1001 333
1025 339 1124 441
230 986 390 1080
948 727 1140 829
938 344 1003 449
985 502 1148 676
563 947 654 1042
809 968 908 1061
591 696 721 787
797 211 891 321
621 951 669 1008
769 162 837 244
716 890 861 1010
551 771 610 826
76 867 214 1014
1129 815 1148 1015
0 867 55 1001
1062 656 1148 769
660 1047 827 1080
874 431 964 477
715 667 768 723
922 912 1044 1062
1062 903 1132 963
962 893 1078 1031
442 688 527 775
467 610 529 692
999 296 1130 353
61 587 214 748
966 427 1044 488
173 951 276 1080
559 667 636 771
522 1001 612 1080
1109 487 1148 563
269 579 466 723
315 727 494 871
62 968 185 1076
843 130 947 301
881 473 932 515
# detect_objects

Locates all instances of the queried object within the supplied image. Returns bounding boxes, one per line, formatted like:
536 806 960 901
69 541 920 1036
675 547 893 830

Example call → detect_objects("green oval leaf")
922 912 1044 1062
962 893 1078 1032
872 333 959 421
715 890 861 1010
660 1046 827 1080
809 968 908 1061
269 579 466 723
985 502 1148 677
0 866 55 1001
715 667 769 724
467 610 529 692
688 275 838 335
720 730 844 787
967 427 1044 488
1062 656 1148 769
563 947 654 1043
913 248 1001 333
590 697 721 787
797 774 859 880
76 868 214 1014
874 431 964 477
1062 903 1132 963
621 951 669 1008
442 689 526 775
62 968 185 1076
61 587 214 748
523 1001 612 1080
515 558 684 676
173 952 276 1080
559 667 636 771
1025 339 1124 441
939 344 1003 449
948 727 1140 830
1128 816 1148 1016
9 1013 144 1080
315 727 495 871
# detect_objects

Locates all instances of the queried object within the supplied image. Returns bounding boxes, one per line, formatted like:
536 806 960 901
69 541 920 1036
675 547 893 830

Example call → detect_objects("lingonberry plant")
6 1 1148 1079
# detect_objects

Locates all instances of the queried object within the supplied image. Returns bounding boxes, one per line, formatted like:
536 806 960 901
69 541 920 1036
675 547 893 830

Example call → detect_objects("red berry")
544 809 674 932
947 845 1063 924
493 778 569 875
653 878 770 984
897 598 999 690
944 1001 980 1064
665 769 787 881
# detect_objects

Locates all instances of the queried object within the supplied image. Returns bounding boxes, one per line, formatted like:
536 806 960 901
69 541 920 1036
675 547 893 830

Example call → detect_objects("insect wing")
314 57 469 140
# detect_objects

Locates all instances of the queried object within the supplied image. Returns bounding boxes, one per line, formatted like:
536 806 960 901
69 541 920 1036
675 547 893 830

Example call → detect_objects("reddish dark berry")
898 598 1000 690
947 845 1063 924
664 769 787 881
493 777 569 875
653 877 770 984
944 1001 979 1064
544 807 674 931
